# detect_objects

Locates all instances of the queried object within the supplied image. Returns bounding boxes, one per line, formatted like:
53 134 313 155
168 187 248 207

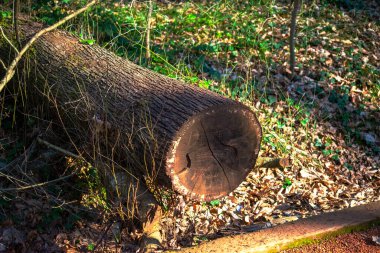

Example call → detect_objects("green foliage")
87 243 95 251
282 178 292 189
343 162 353 171
73 161 110 210
300 117 309 127
79 38 95 45
209 199 220 207
0 10 12 20
314 138 323 148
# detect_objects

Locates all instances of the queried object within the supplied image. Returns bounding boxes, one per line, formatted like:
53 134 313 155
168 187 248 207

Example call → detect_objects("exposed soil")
284 226 380 253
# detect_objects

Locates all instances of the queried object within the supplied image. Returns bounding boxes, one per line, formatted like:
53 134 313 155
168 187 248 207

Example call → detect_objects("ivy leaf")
322 149 332 156
186 13 197 23
314 138 323 148
199 80 211 89
209 200 220 207
267 95 277 105
0 10 12 19
282 178 292 189
87 243 95 251
344 162 353 171
300 118 309 126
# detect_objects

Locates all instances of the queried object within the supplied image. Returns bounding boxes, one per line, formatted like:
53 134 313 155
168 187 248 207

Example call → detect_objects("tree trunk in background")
0 18 262 201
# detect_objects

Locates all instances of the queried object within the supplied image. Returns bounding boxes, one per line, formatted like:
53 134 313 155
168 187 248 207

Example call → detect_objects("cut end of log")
166 104 262 201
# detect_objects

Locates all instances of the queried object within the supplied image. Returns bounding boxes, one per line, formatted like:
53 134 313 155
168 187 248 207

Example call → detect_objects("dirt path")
284 226 380 253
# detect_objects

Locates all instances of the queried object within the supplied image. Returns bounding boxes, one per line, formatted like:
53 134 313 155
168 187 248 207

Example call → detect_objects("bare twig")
0 137 84 192
37 137 81 159
0 26 19 53
145 0 153 65
0 59 6 70
0 171 76 192
289 0 301 78
0 0 98 93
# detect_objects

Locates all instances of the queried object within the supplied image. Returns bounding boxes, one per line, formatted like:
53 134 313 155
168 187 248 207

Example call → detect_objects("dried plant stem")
37 137 81 159
0 26 19 54
0 59 6 70
0 171 76 192
0 137 86 191
0 0 97 93
145 0 153 65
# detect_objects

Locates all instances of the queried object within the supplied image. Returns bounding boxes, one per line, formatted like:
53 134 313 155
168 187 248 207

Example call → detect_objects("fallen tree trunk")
0 18 262 201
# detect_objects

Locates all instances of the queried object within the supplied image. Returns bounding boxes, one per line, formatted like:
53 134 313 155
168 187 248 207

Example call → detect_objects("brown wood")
255 157 291 169
0 18 262 201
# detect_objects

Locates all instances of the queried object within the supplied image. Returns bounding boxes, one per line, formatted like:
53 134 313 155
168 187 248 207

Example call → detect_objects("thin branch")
0 137 86 192
0 59 6 70
0 171 76 192
0 26 19 54
37 137 81 159
0 0 98 93
289 0 301 78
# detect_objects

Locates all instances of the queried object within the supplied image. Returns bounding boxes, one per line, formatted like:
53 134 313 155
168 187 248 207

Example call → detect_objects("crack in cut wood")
186 152 192 168
200 121 232 192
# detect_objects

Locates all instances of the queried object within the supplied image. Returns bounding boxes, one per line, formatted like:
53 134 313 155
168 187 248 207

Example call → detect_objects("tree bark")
0 18 262 201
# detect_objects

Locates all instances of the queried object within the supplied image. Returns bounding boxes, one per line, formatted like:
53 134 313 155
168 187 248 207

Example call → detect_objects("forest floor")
0 0 379 252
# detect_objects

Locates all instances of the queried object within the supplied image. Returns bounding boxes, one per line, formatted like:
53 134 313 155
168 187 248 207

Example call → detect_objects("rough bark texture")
0 18 262 201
